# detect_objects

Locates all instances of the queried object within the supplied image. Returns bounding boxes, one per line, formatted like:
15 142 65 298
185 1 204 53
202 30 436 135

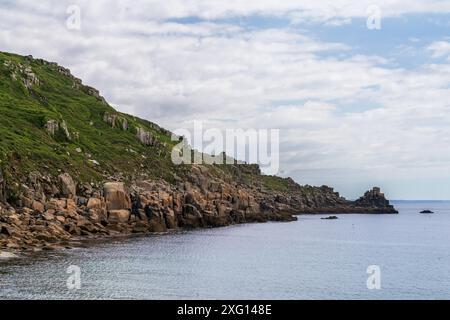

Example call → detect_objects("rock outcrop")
103 112 129 131
4 60 41 89
44 120 59 136
103 182 131 211
0 166 398 252
43 119 71 140
354 187 398 213
58 173 76 199
136 127 159 147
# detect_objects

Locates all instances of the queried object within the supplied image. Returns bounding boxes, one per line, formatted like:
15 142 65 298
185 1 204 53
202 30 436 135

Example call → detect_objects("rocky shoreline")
0 52 398 255
0 167 397 253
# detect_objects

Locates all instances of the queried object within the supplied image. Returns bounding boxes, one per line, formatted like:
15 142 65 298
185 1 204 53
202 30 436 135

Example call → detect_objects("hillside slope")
0 52 182 186
0 52 397 251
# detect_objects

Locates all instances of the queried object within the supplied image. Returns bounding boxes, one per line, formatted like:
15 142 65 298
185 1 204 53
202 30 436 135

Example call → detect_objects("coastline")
2 201 449 300
0 176 397 255
0 53 397 256
0 209 394 261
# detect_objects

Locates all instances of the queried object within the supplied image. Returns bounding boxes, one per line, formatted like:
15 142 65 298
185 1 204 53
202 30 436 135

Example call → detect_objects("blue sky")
0 1 449 200
315 15 450 67
176 13 450 69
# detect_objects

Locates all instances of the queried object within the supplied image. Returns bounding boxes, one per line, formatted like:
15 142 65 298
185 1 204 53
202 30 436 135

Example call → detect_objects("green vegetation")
0 51 295 197
0 51 182 185
259 175 291 192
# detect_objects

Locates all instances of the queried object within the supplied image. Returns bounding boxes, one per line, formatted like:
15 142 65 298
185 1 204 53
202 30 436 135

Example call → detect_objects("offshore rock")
354 187 398 213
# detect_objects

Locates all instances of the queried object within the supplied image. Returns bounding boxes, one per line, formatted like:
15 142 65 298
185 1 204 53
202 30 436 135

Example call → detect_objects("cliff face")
0 167 396 251
0 52 397 251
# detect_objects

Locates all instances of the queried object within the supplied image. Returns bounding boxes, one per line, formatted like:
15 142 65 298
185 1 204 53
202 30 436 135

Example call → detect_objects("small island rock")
321 216 338 220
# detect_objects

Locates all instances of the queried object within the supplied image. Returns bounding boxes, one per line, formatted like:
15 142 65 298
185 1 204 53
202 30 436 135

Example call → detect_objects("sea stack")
354 187 398 214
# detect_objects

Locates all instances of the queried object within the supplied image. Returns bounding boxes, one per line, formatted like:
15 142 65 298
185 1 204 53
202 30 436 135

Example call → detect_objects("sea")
1 200 449 300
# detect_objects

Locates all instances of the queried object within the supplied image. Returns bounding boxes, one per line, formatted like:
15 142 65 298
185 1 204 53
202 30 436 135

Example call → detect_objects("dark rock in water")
353 187 398 214
321 216 338 220
420 210 434 214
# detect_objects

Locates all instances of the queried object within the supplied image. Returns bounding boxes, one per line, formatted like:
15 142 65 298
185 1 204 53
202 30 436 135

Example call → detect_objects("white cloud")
0 1 450 199
428 41 450 59
7 0 450 26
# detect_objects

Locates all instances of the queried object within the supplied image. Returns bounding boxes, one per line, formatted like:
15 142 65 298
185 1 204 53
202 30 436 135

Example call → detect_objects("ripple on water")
1 201 450 299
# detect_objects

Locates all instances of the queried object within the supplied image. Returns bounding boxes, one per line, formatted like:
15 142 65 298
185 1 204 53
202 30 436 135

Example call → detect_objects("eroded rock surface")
0 167 397 252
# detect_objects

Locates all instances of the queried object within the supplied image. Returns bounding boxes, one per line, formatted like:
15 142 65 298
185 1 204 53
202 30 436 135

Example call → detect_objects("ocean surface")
1 201 450 300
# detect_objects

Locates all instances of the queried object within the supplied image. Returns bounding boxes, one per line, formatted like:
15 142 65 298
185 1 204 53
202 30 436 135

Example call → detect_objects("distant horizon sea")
393 199 450 202
1 200 449 300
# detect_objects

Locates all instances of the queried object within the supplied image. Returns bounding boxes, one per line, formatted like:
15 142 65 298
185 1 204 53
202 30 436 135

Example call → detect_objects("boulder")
58 173 76 199
64 223 81 236
132 221 149 233
0 225 13 236
103 182 131 211
148 220 167 233
85 198 106 221
108 210 130 223
45 199 67 211
87 198 103 210
66 199 78 212
180 204 203 228
42 212 55 221
164 208 177 229
32 201 45 213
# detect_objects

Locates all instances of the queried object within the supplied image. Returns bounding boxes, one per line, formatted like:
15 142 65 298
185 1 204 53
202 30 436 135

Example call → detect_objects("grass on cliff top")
0 51 296 202
259 175 291 192
0 51 181 185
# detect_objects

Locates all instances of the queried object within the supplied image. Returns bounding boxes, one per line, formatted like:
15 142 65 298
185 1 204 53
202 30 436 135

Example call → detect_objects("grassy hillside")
0 51 186 184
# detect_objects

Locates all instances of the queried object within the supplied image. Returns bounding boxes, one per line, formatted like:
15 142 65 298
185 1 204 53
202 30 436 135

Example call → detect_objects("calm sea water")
1 201 449 300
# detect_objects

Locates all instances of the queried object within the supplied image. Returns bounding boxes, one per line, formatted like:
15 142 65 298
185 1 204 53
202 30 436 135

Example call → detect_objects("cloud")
0 1 449 199
6 0 450 26
427 41 450 59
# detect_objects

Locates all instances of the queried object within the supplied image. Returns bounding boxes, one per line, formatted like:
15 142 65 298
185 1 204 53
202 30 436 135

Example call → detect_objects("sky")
1 1 450 200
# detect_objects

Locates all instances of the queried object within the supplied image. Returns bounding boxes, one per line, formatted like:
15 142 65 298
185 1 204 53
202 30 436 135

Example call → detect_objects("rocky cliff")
0 52 397 252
